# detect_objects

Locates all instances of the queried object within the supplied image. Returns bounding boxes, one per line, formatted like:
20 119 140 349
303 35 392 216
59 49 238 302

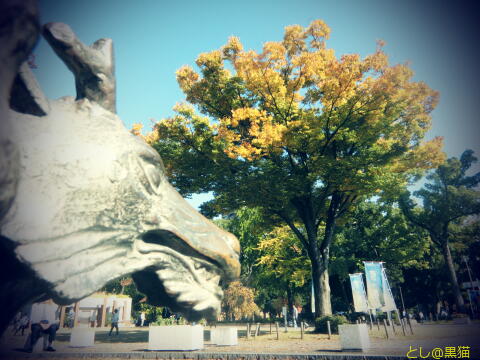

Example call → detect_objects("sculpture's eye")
144 162 162 192
135 155 163 195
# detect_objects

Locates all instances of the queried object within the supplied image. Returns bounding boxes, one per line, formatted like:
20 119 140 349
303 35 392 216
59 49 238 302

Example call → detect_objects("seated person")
25 299 60 352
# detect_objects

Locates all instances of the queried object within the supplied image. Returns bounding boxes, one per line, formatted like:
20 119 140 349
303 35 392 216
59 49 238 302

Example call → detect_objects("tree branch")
275 211 309 250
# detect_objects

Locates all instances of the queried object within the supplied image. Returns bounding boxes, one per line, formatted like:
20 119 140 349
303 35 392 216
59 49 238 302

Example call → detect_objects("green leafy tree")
217 208 300 318
142 19 444 317
216 207 267 283
332 201 431 281
400 150 480 313
331 201 432 310
216 207 280 317
256 225 311 319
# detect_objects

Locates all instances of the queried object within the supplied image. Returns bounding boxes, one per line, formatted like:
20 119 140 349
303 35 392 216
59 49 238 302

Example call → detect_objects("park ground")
1 322 479 359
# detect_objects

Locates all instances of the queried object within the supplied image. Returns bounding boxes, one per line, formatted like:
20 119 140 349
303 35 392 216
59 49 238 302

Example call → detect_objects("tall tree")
400 150 480 313
142 19 444 317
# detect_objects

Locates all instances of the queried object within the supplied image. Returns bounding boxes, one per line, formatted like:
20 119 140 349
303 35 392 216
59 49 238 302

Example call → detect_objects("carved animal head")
0 1 240 328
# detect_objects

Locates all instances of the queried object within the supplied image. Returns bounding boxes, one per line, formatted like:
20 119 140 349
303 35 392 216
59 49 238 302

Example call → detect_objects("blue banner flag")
349 273 369 313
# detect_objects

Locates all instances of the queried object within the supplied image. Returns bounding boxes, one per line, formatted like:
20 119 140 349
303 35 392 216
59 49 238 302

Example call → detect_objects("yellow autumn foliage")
222 281 259 320
145 18 444 198
257 225 310 287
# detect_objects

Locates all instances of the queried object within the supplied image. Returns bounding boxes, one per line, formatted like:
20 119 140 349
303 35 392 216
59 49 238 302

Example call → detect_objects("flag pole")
399 285 406 314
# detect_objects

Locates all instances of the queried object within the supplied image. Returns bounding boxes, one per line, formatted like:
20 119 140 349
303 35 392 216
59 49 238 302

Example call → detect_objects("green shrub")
314 315 348 333
152 315 176 326
346 312 364 323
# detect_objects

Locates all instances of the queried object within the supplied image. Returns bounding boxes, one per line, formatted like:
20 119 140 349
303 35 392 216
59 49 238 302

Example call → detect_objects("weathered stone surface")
0 0 40 227
0 0 43 335
43 22 116 113
0 4 240 337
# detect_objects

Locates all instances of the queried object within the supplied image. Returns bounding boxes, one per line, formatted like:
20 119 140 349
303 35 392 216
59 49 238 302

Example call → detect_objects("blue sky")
34 0 480 208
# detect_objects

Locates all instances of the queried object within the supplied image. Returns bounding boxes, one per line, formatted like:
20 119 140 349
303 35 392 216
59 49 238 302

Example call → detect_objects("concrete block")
210 327 238 345
338 323 370 351
69 327 95 347
148 325 204 350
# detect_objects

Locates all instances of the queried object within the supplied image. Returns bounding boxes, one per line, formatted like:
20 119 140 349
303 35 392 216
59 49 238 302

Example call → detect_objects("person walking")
418 311 424 323
67 308 75 328
109 309 119 336
140 311 145 327
89 310 97 328
292 305 298 328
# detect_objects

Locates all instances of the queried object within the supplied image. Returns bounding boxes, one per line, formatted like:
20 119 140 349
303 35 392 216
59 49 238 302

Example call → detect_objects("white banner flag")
380 265 397 312
349 273 369 313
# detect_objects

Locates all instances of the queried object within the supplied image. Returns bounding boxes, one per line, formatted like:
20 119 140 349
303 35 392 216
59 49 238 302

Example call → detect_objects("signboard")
364 261 385 309
349 273 369 312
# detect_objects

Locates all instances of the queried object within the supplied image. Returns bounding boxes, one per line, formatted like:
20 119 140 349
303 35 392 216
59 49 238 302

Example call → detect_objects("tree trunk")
319 269 332 315
286 285 294 322
311 259 332 318
307 208 336 319
289 194 340 320
440 241 465 313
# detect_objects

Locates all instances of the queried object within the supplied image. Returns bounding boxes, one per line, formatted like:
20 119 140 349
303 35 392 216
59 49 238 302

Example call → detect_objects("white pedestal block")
210 327 238 345
338 324 370 351
69 328 95 347
148 325 204 350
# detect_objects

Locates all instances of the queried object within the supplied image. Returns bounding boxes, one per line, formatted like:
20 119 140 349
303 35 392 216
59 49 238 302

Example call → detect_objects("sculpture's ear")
9 62 50 116
0 0 40 114
91 38 114 70
43 22 116 113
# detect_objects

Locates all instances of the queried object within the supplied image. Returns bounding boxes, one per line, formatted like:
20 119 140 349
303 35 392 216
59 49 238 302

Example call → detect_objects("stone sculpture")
0 0 240 335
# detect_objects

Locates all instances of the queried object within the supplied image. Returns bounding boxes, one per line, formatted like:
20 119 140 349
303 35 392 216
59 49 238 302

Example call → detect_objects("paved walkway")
1 323 479 359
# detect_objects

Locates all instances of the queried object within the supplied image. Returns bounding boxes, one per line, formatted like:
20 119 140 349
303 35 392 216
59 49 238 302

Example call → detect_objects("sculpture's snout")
132 181 240 319
147 182 241 282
